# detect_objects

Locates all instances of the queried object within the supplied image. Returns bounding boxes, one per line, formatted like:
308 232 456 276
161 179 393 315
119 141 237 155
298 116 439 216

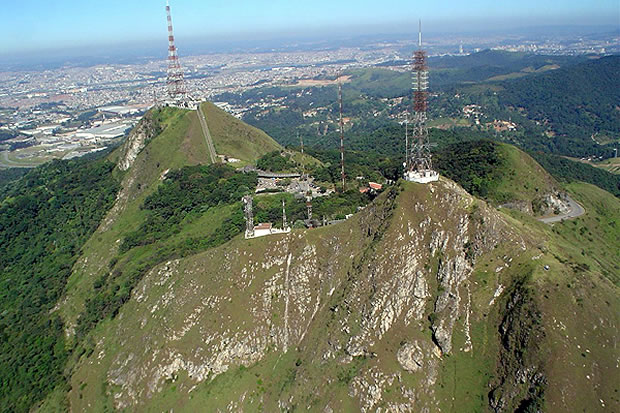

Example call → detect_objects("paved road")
196 106 218 164
538 195 585 224
0 151 39 168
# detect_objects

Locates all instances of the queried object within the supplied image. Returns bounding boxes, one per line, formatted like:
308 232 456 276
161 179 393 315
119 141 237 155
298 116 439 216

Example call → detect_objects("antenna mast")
243 195 254 238
165 1 188 104
404 20 439 184
338 73 346 192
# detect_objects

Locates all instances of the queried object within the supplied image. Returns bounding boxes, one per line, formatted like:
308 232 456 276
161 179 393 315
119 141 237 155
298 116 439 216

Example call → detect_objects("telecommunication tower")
338 74 346 191
306 192 313 221
404 20 439 184
282 199 288 229
242 195 254 238
165 1 188 103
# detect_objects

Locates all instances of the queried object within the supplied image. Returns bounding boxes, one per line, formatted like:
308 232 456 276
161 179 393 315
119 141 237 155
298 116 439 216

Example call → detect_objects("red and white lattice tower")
404 20 438 184
165 1 188 102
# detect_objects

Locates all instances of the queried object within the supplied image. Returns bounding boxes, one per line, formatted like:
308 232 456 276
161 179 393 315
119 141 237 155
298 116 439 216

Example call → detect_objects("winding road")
538 195 585 224
0 151 40 168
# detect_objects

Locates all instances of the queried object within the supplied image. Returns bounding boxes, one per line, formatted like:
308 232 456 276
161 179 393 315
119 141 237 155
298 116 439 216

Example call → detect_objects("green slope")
52 175 618 412
435 140 560 214
200 102 281 163
8 102 613 413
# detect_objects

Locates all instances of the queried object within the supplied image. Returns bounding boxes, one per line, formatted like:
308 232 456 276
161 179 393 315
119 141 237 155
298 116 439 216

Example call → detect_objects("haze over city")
3 0 619 57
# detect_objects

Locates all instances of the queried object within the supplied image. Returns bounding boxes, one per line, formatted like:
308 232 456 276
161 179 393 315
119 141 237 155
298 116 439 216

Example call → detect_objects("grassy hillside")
58 107 207 331
200 102 281 162
435 140 560 214
50 175 618 412
3 100 613 412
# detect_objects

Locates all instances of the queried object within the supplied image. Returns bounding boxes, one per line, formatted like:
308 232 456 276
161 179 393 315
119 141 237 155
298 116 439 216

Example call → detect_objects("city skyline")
3 0 619 56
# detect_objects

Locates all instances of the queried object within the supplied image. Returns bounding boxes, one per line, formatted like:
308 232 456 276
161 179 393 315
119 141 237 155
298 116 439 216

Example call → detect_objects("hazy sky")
2 0 619 55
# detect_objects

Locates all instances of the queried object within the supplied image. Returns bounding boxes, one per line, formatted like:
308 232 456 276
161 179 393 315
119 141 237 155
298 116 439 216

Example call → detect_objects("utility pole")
338 73 346 192
242 195 254 238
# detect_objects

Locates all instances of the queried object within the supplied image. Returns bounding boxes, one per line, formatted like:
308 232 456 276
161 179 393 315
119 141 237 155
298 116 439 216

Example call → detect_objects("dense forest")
498 55 620 144
121 165 257 252
0 167 29 187
529 152 620 197
434 140 504 198
0 158 119 412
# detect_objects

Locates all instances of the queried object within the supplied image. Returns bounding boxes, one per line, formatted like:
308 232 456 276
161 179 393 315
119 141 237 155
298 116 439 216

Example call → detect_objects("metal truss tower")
242 195 254 238
338 75 346 192
306 192 313 221
165 1 188 102
404 20 439 184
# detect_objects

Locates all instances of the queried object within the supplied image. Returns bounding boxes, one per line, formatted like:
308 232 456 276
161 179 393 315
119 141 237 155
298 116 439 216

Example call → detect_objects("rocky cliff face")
67 178 554 412
117 112 161 172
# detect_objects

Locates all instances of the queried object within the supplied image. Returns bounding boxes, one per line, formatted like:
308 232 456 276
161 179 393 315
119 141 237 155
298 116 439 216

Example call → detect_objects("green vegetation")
499 56 620 148
0 158 119 412
307 148 402 184
253 190 374 226
256 151 296 172
76 165 256 340
219 52 615 161
435 140 556 207
0 129 18 142
529 151 620 197
200 102 281 162
0 167 29 187
122 164 257 251
434 140 503 198
554 182 620 285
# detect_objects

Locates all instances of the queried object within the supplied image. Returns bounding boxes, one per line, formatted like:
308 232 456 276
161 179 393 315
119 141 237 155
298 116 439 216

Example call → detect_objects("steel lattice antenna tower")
404 20 438 183
306 192 313 221
165 1 188 102
338 74 346 192
242 195 254 238
282 199 288 229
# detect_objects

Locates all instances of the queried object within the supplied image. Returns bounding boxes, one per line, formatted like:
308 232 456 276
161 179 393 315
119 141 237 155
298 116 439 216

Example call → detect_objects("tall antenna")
299 131 303 154
306 192 313 221
404 20 439 184
243 195 254 238
165 1 188 103
338 73 346 192
418 19 422 48
404 117 409 170
282 199 288 229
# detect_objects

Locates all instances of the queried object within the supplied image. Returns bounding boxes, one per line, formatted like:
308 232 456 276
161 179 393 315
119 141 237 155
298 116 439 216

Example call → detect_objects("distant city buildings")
1 30 616 165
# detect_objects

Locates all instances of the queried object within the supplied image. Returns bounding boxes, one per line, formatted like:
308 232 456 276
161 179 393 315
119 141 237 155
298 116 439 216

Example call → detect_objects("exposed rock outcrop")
68 179 540 412
117 112 161 171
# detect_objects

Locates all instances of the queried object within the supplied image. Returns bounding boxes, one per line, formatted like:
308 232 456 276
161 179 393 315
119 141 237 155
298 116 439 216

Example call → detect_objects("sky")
2 0 619 56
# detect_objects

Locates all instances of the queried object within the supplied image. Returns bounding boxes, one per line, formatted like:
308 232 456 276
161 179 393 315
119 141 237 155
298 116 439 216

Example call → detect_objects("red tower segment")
165 1 187 101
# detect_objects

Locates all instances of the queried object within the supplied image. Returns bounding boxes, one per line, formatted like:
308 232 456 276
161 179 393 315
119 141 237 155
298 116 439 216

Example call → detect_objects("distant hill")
430 50 586 87
498 55 620 150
